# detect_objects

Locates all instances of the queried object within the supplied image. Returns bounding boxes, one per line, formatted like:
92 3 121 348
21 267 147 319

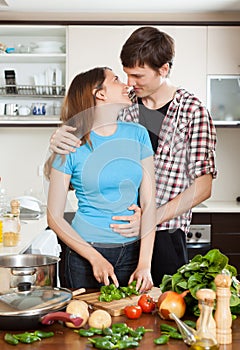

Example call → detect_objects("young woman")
46 67 156 292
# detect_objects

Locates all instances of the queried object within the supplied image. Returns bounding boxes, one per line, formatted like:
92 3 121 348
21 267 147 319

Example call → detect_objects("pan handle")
41 312 83 326
72 288 86 297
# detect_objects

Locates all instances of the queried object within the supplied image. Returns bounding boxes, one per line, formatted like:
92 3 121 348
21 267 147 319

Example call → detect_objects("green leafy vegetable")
160 249 240 316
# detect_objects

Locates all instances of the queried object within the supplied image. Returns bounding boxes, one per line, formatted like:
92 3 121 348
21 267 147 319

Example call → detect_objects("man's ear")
92 88 106 101
159 63 170 77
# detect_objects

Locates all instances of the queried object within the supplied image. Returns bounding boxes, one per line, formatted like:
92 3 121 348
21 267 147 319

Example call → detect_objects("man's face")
123 64 162 98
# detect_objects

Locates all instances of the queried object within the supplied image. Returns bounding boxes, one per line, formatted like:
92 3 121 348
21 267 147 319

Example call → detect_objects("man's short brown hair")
120 26 175 72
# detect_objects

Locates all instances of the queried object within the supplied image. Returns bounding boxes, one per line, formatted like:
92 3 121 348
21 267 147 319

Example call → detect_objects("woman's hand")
128 267 153 293
50 125 81 154
110 204 141 237
91 256 119 288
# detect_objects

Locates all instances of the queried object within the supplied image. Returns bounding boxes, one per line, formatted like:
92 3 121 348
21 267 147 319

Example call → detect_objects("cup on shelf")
5 103 18 116
32 103 47 116
53 101 62 116
0 103 5 116
18 105 31 116
16 42 37 54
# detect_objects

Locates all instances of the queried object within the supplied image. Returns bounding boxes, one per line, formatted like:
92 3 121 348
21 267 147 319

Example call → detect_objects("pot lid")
0 285 72 316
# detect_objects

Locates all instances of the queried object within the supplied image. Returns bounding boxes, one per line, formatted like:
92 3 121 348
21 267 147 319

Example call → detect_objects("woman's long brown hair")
44 67 110 180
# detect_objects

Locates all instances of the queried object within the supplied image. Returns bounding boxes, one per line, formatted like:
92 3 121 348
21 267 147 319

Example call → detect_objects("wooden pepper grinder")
214 272 232 344
10 199 21 233
196 288 216 339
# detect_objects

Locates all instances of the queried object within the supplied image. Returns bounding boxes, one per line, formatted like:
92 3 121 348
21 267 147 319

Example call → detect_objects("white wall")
0 127 54 202
1 126 239 204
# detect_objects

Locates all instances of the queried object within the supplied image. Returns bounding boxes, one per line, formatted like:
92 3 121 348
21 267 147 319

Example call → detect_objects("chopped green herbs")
75 323 153 349
98 281 139 302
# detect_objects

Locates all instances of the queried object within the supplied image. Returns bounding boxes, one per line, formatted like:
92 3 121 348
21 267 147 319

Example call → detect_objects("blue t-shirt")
52 121 153 244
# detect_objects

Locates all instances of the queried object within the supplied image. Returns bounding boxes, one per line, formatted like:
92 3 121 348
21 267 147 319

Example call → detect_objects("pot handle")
41 312 83 327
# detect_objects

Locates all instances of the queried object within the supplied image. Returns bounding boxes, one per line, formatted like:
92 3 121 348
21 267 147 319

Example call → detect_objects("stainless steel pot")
0 254 60 293
0 286 85 330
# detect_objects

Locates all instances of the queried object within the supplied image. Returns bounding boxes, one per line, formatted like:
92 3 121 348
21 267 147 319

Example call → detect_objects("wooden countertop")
0 312 240 349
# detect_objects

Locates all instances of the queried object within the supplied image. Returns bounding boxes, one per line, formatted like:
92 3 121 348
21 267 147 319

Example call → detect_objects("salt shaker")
214 272 232 344
196 288 216 339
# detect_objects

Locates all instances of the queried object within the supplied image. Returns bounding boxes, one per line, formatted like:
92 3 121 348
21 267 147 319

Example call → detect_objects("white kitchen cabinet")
0 25 67 125
67 25 207 103
207 26 240 75
156 26 207 104
67 25 136 85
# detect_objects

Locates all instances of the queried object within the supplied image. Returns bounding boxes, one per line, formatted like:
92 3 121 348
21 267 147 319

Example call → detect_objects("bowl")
33 41 64 53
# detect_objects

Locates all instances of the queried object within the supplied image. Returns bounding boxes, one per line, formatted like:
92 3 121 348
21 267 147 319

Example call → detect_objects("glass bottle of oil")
190 298 219 350
3 213 19 247
0 178 8 244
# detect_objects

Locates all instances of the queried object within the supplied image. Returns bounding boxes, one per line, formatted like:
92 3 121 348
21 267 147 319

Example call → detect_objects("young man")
50 27 217 286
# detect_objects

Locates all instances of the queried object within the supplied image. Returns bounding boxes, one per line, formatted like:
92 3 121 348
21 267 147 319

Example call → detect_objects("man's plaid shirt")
118 88 217 233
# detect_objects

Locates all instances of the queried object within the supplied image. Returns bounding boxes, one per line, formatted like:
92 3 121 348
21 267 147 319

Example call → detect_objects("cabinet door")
158 26 207 104
207 26 240 75
211 213 240 273
67 25 137 85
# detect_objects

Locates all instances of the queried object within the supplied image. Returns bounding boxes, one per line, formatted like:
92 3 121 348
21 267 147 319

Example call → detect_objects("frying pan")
0 285 86 330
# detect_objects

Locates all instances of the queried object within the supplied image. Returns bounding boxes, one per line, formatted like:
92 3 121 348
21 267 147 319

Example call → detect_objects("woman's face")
102 69 132 106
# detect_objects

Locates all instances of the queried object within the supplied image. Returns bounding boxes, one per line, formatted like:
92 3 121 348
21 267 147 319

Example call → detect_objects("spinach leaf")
160 249 240 316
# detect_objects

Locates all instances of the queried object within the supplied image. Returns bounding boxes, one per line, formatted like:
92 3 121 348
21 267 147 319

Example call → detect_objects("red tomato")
138 294 156 313
124 305 142 319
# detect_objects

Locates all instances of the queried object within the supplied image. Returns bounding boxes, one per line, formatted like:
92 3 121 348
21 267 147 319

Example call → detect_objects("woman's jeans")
65 240 140 289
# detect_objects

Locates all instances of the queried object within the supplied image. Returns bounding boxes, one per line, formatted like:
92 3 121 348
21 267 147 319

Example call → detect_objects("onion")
65 300 89 328
157 290 189 320
88 309 112 329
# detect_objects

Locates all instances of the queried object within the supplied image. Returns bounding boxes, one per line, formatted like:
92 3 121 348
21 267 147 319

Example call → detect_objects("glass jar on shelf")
2 214 19 247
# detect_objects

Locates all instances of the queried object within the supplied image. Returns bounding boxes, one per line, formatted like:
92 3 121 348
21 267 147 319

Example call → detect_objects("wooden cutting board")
73 287 161 316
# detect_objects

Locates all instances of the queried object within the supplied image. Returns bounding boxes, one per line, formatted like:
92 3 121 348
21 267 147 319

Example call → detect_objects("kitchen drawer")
191 213 211 225
212 233 240 254
211 213 240 272
211 213 240 233
192 212 240 272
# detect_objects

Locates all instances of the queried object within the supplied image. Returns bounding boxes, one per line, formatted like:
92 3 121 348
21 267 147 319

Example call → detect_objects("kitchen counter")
192 200 240 213
0 311 239 349
0 216 47 256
